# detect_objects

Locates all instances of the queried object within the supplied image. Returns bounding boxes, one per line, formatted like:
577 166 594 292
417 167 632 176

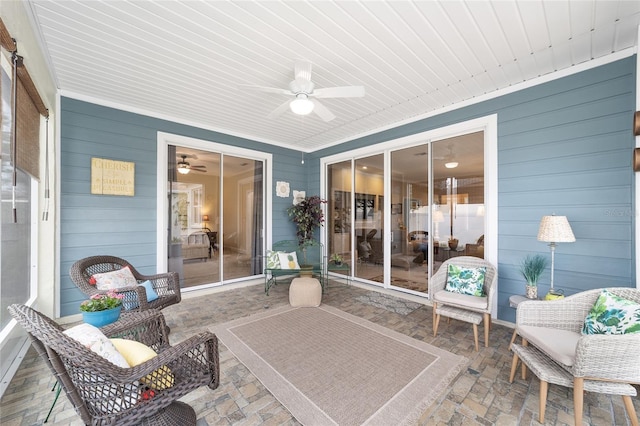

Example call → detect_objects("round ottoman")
289 277 322 307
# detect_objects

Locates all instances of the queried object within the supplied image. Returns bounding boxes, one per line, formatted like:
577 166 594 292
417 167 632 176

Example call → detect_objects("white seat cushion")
433 289 488 310
517 325 580 367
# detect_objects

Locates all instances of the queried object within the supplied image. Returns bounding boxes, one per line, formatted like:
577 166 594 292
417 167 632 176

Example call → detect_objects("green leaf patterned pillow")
582 290 640 335
445 265 486 297
266 250 281 269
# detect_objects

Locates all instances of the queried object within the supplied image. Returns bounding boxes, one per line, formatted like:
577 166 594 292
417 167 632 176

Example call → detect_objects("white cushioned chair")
429 256 497 351
511 287 640 426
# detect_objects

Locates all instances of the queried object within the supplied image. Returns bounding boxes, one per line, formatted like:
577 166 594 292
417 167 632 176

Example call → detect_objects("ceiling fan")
242 60 365 122
176 155 207 175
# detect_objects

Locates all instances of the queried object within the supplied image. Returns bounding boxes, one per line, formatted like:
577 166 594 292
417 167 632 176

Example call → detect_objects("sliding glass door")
324 127 487 296
166 144 264 289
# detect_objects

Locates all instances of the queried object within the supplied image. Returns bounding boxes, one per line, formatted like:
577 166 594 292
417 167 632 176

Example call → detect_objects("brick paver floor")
1 280 638 425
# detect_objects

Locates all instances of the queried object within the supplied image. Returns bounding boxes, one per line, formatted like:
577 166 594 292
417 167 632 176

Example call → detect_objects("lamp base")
544 288 565 301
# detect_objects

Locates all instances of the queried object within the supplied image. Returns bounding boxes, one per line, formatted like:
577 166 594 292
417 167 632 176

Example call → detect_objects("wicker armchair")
429 256 497 351
512 288 640 425
8 304 219 425
70 256 181 312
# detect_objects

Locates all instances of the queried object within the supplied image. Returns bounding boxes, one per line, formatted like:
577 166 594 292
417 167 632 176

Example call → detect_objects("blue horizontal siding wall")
312 56 636 322
60 98 305 316
61 56 636 321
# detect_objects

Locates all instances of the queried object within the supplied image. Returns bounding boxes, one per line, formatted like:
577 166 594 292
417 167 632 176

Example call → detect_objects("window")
0 49 39 393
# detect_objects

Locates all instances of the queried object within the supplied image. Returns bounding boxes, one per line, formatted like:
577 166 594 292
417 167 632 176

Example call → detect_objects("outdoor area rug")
211 304 467 425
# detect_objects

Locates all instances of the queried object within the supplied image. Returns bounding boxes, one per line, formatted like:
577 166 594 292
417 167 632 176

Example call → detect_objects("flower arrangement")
287 195 327 246
79 291 124 312
330 253 344 265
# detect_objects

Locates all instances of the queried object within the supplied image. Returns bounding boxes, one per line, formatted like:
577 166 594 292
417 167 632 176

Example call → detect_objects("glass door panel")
328 161 352 277
222 156 264 281
390 145 430 294
168 146 220 287
432 132 485 275
354 154 384 283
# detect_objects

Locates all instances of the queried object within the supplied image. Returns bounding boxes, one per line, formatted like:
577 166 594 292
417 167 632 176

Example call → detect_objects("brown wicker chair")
8 304 219 425
70 256 181 313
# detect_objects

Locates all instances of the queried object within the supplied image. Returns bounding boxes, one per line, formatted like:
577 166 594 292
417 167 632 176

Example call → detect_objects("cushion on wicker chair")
90 266 137 290
64 323 129 368
582 289 640 335
110 338 174 390
517 325 580 366
433 289 488 309
445 264 486 296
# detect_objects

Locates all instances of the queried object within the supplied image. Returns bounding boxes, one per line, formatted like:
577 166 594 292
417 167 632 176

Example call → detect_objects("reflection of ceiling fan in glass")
177 154 206 175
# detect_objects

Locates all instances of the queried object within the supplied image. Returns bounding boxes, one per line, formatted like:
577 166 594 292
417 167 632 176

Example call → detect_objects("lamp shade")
537 215 575 243
202 215 209 222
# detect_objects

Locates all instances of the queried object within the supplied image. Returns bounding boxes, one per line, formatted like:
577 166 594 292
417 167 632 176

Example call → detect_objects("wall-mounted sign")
91 157 135 196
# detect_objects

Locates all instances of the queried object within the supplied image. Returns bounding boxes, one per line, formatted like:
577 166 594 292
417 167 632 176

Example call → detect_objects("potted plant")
287 195 326 265
79 291 124 327
520 254 548 299
330 253 343 266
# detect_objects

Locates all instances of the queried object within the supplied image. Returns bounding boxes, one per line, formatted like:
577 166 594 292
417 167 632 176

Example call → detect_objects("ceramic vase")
525 285 537 299
82 306 122 327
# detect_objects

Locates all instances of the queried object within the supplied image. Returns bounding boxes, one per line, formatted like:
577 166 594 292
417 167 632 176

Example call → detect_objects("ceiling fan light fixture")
177 164 190 174
445 161 459 169
290 94 314 115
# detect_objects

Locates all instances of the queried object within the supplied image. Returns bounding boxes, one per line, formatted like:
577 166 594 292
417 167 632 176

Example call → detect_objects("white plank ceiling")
23 0 640 152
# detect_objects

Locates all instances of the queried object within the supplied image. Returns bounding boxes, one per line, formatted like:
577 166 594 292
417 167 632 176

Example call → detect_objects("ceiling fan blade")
294 60 312 82
239 84 292 96
190 168 207 173
267 99 292 119
313 86 365 98
311 99 335 122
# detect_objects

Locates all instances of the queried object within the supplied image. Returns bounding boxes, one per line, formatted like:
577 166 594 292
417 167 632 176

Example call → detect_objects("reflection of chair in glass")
8 304 220 425
510 288 640 425
429 256 497 351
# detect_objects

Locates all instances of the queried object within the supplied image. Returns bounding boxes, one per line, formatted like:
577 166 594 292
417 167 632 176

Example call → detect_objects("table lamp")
537 215 575 300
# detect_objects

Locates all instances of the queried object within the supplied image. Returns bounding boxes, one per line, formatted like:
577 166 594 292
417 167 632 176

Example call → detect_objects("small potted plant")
79 291 124 327
520 254 548 299
330 253 343 266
